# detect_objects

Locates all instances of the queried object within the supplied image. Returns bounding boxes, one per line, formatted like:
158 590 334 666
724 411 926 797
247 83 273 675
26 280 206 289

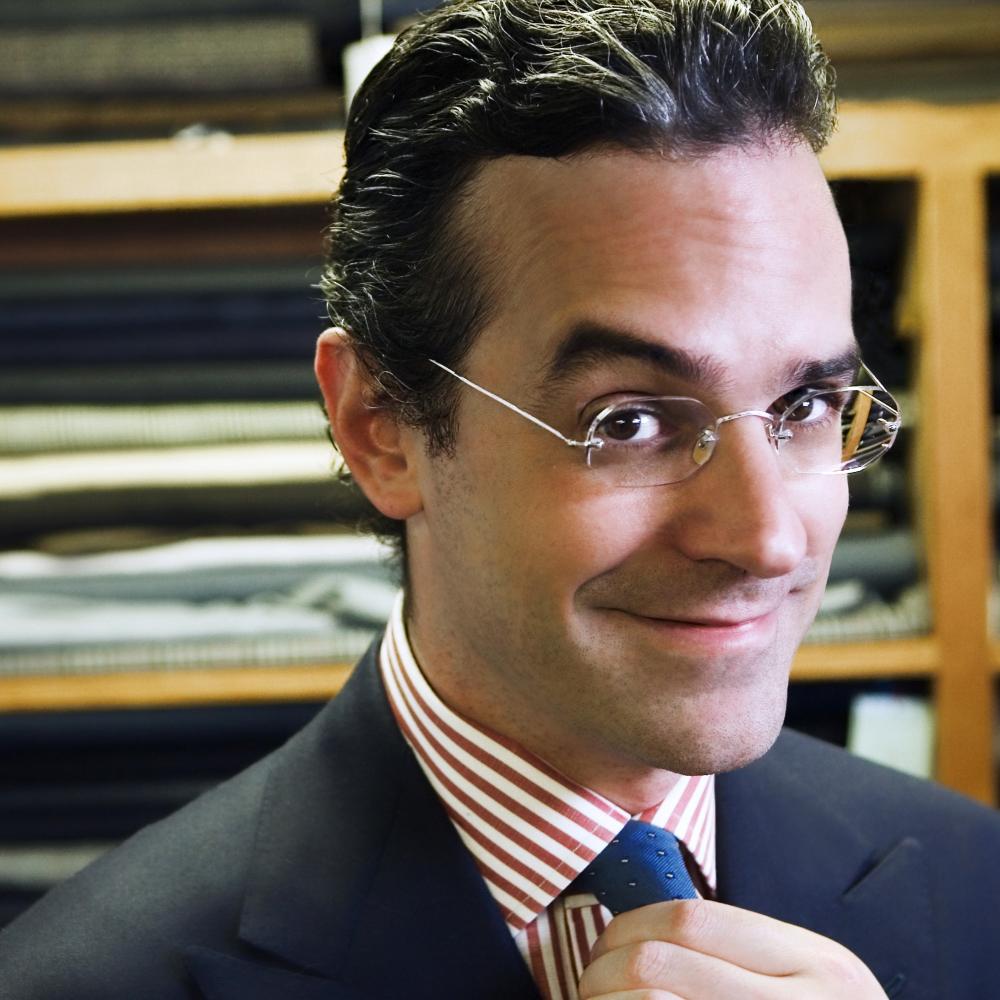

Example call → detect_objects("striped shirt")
379 592 716 1000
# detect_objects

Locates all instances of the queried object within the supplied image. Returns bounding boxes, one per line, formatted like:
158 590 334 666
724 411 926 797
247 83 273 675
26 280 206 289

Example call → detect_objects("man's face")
405 143 852 788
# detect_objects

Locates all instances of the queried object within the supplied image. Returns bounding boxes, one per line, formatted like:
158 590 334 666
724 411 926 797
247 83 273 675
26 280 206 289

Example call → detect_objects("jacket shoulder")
772 727 1000 847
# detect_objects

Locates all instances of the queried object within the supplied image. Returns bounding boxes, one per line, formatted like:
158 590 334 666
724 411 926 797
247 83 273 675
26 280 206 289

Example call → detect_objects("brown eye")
785 397 818 423
778 390 840 425
596 407 664 444
604 412 645 441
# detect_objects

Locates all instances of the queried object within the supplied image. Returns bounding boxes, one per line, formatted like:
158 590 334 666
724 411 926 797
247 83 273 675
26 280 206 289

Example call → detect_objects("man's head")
317 0 852 796
321 0 837 564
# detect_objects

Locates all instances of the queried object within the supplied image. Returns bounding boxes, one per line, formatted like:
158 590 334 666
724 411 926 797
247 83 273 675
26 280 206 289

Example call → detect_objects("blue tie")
572 819 698 915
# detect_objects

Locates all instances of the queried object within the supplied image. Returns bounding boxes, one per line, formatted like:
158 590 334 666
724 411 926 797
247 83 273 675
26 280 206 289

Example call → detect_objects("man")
2 2 999 998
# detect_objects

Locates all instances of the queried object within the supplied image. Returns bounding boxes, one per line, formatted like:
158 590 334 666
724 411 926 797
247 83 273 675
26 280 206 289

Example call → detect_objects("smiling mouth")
623 609 778 628
606 607 782 646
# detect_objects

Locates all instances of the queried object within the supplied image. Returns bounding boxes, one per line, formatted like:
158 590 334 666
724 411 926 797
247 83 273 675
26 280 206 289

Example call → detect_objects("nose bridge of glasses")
693 409 780 467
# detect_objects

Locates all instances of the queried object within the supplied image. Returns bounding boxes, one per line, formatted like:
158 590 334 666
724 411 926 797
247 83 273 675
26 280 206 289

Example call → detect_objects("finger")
590 899 840 975
580 937 779 999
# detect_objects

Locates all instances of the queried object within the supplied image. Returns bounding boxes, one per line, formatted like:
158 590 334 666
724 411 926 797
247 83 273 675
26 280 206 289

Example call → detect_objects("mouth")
644 612 776 628
606 607 781 650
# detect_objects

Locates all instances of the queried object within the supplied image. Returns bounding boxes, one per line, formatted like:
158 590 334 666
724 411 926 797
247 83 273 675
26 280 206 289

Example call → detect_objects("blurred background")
0 0 998 929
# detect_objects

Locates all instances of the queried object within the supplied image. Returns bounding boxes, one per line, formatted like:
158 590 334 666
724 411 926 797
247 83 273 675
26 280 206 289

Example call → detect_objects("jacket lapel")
716 731 938 1000
185 641 540 1000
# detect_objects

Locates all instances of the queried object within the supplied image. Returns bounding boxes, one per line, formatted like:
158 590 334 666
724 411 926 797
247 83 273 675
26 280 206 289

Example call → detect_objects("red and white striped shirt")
379 593 716 1000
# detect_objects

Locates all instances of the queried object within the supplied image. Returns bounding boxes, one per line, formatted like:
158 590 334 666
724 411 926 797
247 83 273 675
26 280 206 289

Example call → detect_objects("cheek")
524 476 659 575
789 476 849 608
803 475 850 552
462 457 657 605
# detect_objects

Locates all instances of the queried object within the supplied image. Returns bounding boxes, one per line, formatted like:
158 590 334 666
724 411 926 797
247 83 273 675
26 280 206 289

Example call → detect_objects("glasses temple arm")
860 364 898 403
428 359 589 447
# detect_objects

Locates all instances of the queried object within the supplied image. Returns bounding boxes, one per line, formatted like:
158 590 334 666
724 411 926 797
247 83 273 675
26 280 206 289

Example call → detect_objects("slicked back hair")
320 0 837 568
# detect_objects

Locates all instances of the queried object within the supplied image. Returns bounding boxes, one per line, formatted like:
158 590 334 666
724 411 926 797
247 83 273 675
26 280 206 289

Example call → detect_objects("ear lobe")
314 327 424 521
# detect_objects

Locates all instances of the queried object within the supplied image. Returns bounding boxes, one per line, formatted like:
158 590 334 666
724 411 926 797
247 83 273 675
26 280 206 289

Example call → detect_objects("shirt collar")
378 591 716 932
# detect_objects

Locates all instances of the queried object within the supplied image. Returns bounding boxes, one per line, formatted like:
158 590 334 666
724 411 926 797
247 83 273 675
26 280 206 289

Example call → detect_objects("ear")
314 328 424 521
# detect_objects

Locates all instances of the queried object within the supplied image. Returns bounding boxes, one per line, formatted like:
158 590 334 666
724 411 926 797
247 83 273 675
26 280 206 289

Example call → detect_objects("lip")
626 607 780 627
608 607 780 649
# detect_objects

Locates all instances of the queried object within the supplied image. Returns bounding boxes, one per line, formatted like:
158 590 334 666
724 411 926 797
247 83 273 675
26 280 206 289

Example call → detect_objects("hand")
578 899 887 999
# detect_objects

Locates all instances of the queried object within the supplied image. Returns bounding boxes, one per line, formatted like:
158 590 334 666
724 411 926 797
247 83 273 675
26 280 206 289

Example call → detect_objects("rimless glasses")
428 358 901 488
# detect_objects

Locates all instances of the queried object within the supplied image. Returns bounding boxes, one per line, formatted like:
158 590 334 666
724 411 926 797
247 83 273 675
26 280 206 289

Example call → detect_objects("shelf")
0 663 354 714
0 131 344 217
2 101 1000 220
0 98 996 801
822 101 1000 177
792 636 939 682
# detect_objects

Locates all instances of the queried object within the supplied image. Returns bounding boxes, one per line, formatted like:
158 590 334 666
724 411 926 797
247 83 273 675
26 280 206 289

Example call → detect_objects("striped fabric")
379 592 716 1000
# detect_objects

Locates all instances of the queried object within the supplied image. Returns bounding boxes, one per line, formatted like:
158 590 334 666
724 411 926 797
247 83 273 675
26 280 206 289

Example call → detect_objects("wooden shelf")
793 636 939 682
0 100 997 803
2 101 1000 219
821 100 1000 177
0 663 354 713
0 131 344 217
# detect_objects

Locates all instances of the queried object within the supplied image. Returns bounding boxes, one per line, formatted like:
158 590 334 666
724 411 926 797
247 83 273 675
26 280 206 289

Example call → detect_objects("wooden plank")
916 169 995 804
2 104 1000 217
0 664 353 713
792 637 939 682
0 131 345 217
822 102 1000 177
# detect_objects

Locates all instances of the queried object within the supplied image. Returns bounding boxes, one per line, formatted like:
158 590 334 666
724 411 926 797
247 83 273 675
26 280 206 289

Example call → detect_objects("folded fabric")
0 631 376 676
805 584 929 643
0 574 399 648
0 361 318 406
827 529 919 595
0 533 392 584
0 441 335 499
0 401 327 454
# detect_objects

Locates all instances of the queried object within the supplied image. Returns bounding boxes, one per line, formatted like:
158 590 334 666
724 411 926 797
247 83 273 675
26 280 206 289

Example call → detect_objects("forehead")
459 144 853 396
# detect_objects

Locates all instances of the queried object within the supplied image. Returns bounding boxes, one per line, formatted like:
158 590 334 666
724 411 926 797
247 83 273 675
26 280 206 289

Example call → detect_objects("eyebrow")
536 321 862 395
783 347 864 388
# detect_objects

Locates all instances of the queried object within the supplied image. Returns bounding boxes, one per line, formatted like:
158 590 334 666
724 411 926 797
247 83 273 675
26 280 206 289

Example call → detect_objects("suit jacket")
2 638 999 1000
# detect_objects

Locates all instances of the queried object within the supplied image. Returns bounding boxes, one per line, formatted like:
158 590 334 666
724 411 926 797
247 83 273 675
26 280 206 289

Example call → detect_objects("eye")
776 387 847 426
784 395 829 424
589 398 696 449
597 407 664 443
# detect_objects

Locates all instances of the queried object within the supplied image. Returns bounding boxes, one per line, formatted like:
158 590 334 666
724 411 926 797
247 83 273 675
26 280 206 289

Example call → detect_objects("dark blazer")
2 639 999 1000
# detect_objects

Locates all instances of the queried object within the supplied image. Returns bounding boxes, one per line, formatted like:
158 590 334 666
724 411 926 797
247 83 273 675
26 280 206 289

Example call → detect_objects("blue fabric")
573 820 697 914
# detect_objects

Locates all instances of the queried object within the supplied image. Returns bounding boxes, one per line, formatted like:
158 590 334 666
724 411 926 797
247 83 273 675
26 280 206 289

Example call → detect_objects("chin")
632 691 789 777
655 730 781 777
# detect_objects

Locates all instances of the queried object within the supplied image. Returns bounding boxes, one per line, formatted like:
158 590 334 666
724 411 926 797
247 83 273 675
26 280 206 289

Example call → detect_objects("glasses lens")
585 383 900 485
781 386 900 474
587 397 715 486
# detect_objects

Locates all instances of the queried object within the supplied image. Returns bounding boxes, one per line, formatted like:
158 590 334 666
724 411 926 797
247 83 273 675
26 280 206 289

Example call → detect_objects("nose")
670 415 807 578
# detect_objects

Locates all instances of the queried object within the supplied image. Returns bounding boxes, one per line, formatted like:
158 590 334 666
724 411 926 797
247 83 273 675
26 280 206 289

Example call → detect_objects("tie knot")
572 819 697 915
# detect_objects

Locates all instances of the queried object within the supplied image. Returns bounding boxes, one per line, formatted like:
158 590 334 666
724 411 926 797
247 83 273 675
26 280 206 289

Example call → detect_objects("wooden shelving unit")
0 100 997 804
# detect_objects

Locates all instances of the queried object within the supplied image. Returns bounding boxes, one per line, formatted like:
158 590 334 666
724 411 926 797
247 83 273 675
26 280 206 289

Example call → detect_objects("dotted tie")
572 819 698 915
